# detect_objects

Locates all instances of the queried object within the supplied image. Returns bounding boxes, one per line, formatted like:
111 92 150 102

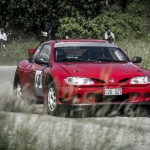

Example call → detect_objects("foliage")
0 0 149 39
56 12 146 40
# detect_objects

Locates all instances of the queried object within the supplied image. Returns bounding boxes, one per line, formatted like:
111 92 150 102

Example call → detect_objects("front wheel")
47 83 58 116
14 80 23 101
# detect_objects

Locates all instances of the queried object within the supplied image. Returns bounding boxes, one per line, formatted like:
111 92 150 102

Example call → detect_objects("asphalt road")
0 66 150 150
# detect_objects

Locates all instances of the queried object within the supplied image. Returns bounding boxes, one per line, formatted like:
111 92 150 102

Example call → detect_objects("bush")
56 13 147 40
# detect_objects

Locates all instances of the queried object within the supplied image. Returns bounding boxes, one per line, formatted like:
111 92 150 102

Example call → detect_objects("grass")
0 38 39 65
118 38 150 69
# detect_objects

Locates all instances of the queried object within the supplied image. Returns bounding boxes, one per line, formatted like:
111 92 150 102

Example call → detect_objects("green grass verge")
118 39 150 69
0 38 39 66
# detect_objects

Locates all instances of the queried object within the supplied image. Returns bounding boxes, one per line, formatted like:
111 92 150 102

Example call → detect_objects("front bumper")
58 85 150 104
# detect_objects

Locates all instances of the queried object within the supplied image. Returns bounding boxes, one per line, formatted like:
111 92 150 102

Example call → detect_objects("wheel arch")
44 73 58 101
45 74 55 88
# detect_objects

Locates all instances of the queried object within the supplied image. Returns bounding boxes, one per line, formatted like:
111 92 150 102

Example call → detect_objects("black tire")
47 82 58 116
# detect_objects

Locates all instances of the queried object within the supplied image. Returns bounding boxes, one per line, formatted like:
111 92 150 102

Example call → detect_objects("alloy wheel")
48 86 56 112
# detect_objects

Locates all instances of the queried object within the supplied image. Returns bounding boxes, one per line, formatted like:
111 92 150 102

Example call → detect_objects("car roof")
44 39 117 47
46 39 107 43
56 39 108 43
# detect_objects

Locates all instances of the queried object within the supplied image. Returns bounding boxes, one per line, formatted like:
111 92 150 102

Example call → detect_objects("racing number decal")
35 70 43 96
35 70 42 88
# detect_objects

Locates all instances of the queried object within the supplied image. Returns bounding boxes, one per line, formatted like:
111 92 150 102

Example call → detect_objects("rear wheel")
47 83 58 116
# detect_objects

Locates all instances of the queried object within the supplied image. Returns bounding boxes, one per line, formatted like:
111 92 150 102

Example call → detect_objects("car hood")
58 62 147 85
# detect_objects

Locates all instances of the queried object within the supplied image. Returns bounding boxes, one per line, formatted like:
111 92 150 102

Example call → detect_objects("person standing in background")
65 35 70 39
40 16 52 42
0 28 7 49
104 29 115 44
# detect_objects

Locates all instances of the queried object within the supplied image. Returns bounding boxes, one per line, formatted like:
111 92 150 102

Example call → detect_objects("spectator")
40 16 52 42
65 35 70 39
104 29 115 44
0 28 7 49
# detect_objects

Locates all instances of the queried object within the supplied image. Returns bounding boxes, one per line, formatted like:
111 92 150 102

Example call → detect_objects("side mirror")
132 56 142 63
28 49 35 57
35 57 49 66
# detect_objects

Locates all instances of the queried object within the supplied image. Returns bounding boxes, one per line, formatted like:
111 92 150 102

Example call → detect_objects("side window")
30 45 43 63
37 44 51 61
109 48 128 61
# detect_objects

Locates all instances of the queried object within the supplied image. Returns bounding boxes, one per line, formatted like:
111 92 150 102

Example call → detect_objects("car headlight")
130 76 150 84
64 77 94 85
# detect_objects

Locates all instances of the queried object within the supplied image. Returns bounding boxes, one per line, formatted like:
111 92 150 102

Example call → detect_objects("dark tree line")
0 0 149 39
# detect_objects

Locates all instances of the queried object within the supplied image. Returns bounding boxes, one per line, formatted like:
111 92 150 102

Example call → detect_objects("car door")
20 45 43 98
30 44 51 98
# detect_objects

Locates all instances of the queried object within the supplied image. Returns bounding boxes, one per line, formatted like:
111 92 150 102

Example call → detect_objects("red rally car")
13 39 150 116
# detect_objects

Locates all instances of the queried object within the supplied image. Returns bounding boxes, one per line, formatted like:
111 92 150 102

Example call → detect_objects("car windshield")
54 42 129 62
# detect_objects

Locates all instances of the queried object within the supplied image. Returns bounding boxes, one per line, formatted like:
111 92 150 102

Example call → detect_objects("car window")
108 48 128 61
29 45 43 63
54 46 129 62
36 44 51 62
